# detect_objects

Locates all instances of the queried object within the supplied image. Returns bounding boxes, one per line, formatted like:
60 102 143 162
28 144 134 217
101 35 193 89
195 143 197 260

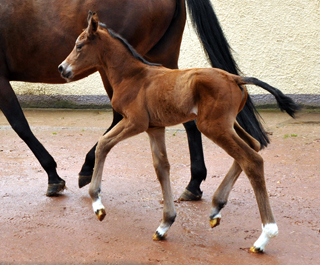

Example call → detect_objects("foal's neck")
100 30 148 87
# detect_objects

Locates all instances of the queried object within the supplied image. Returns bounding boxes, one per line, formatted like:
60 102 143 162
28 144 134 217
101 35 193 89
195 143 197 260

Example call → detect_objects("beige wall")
11 0 320 106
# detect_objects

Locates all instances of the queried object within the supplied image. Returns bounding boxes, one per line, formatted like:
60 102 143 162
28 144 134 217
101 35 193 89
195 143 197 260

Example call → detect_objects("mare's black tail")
242 77 299 118
185 0 270 148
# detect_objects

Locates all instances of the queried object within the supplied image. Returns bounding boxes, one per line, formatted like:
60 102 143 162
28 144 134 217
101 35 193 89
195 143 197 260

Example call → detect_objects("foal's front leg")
79 110 123 188
147 127 176 240
89 119 145 221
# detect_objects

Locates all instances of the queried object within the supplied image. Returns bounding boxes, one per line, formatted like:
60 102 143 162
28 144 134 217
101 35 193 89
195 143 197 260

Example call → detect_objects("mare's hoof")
210 217 221 228
95 208 106 221
249 246 264 254
46 180 66 197
152 231 167 241
179 189 202 201
78 174 92 188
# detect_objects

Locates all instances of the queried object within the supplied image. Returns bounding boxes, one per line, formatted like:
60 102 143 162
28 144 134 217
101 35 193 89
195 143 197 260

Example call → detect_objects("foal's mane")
98 22 161 67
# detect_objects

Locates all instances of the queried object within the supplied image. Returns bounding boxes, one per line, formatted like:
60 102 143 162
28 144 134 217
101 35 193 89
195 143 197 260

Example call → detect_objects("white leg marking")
212 212 222 219
92 196 105 214
156 223 171 237
253 223 279 252
209 207 222 219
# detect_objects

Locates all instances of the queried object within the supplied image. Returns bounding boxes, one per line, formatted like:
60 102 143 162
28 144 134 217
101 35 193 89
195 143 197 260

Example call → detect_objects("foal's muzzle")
58 62 73 80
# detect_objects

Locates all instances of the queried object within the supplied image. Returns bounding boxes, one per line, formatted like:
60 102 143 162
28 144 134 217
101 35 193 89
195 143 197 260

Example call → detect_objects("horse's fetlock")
212 196 227 211
89 186 100 200
190 164 207 181
164 211 176 225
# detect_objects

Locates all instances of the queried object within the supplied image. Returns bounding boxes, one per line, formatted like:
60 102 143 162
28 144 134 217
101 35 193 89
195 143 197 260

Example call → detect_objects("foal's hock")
59 12 299 253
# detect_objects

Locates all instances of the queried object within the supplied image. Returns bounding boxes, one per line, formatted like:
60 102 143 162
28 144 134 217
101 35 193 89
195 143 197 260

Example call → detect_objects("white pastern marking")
156 223 171 237
253 223 278 251
92 197 105 213
213 212 221 219
210 208 222 219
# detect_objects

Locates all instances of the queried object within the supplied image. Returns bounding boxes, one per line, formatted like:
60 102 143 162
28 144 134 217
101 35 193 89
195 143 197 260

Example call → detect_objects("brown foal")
59 12 299 253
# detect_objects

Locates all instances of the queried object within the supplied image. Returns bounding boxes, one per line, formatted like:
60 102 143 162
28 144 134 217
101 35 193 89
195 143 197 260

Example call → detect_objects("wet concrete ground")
0 109 319 264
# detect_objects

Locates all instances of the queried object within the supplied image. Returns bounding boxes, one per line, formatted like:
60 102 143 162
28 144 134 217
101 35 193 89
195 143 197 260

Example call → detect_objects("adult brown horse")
0 0 268 196
59 12 298 252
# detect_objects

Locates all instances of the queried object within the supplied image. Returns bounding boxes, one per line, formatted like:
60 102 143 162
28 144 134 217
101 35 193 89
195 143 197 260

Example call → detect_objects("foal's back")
138 67 243 127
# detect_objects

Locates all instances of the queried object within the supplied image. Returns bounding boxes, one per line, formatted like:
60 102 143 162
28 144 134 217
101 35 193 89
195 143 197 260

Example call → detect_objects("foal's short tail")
235 76 299 118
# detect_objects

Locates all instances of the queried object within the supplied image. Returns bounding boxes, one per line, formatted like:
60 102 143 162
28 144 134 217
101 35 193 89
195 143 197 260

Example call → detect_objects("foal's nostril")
58 65 64 73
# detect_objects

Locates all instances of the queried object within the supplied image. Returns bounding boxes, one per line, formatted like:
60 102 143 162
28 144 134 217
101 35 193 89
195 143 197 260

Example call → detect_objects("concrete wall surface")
11 0 320 108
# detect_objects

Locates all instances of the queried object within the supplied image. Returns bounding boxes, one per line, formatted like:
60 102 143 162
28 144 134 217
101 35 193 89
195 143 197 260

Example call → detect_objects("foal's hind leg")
233 123 278 253
210 161 242 227
147 127 176 240
210 122 261 228
198 119 278 253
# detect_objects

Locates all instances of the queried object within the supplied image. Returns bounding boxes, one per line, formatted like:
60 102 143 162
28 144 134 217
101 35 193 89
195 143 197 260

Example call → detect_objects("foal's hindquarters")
194 86 278 252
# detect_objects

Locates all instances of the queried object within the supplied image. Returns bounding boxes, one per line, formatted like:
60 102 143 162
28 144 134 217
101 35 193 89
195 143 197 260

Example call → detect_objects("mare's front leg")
179 120 207 201
147 127 176 240
0 77 65 196
89 118 146 221
78 109 122 188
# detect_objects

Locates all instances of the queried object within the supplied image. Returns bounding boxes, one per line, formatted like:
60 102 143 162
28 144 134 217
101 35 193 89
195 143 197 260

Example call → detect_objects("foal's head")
58 11 101 81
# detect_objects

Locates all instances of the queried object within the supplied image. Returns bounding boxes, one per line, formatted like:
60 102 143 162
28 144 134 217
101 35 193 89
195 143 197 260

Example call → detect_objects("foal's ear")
87 11 99 38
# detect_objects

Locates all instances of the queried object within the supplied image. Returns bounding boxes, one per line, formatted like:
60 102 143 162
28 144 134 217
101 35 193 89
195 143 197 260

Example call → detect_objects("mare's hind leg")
89 118 146 221
179 121 207 201
147 127 176 240
210 122 261 228
197 119 278 253
0 77 65 196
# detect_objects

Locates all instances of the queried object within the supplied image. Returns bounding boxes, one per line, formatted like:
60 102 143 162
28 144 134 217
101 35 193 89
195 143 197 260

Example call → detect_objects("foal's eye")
76 44 83 51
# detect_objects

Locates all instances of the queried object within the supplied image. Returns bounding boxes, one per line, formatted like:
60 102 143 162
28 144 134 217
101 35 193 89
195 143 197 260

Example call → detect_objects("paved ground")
0 109 319 265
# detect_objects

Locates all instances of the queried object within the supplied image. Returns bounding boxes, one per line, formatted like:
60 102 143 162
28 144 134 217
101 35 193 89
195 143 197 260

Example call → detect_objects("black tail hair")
185 0 270 148
243 77 300 118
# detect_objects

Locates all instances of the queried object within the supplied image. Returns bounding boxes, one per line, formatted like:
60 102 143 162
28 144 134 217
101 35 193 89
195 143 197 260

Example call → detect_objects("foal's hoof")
179 189 202 201
152 231 167 241
210 217 221 228
95 208 106 221
249 246 264 253
78 174 92 188
46 180 66 197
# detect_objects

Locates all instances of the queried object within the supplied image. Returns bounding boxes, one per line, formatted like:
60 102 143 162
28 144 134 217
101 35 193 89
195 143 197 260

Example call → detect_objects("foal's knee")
154 159 170 179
